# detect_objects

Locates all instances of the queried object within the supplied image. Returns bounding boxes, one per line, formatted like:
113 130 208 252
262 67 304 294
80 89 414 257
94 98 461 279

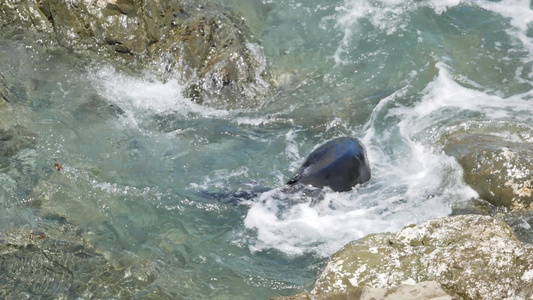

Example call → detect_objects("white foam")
243 154 467 257
244 62 507 257
410 63 533 122
284 129 302 171
334 0 533 33
190 167 250 190
243 124 476 257
332 0 533 66
244 189 401 256
87 66 229 129
475 0 533 33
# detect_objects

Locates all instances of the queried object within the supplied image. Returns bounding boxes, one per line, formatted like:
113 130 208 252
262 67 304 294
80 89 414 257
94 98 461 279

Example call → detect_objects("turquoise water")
1 0 533 298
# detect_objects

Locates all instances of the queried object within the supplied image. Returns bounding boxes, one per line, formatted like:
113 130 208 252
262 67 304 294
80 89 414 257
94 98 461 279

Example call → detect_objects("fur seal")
286 137 371 192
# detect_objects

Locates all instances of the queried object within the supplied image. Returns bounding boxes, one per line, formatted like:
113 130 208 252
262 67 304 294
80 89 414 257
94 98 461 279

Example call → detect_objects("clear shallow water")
1 0 533 298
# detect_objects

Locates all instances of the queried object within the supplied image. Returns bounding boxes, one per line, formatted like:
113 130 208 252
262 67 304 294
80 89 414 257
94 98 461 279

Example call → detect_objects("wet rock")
0 126 35 157
443 131 533 210
0 79 38 187
0 95 40 200
164 11 271 109
1 0 272 109
450 197 496 216
498 211 533 244
0 223 171 299
0 73 13 106
28 169 147 226
298 215 533 299
451 198 533 244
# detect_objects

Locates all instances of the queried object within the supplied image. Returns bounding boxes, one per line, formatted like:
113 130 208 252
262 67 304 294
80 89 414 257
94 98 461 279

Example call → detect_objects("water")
1 0 532 298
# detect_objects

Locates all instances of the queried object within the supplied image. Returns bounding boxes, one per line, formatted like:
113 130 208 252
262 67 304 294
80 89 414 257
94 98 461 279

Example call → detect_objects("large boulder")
293 215 533 299
442 123 533 210
0 0 271 109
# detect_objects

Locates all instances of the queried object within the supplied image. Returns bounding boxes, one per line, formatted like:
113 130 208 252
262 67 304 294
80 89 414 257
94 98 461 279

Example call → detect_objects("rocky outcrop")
442 122 533 210
286 215 533 299
0 0 271 109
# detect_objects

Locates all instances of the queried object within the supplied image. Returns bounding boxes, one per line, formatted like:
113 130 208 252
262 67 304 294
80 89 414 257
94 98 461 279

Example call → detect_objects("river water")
1 0 532 298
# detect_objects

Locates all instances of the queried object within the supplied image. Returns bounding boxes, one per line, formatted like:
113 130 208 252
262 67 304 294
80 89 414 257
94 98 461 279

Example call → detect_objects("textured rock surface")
0 73 12 107
273 281 452 300
442 122 533 211
0 223 171 299
303 215 533 299
0 126 35 158
0 0 271 109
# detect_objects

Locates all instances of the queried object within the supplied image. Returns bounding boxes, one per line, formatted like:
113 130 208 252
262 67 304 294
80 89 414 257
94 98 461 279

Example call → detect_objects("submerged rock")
0 126 35 158
0 223 172 299
0 84 39 192
443 130 533 210
292 215 533 299
0 0 272 109
0 73 12 107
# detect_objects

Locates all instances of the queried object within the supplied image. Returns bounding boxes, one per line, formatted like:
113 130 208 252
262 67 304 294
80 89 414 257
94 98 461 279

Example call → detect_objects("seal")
286 137 371 192
200 137 371 203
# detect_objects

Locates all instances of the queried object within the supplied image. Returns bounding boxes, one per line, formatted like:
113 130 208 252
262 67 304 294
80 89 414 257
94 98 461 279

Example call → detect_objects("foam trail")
411 63 533 122
87 66 229 129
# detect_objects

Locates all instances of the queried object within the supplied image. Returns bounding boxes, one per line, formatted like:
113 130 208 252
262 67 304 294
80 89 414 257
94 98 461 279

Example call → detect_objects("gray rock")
0 126 35 158
357 282 453 300
0 223 171 299
443 131 533 210
273 281 452 300
1 0 272 109
0 73 12 106
299 215 533 299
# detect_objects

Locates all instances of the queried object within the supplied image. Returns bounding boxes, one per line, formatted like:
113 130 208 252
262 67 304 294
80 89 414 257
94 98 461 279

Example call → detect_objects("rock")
28 169 158 229
443 131 533 210
0 126 35 157
0 0 272 109
0 73 12 107
356 282 452 300
0 77 38 187
498 210 533 244
273 281 452 300
149 2 271 109
0 223 172 299
451 198 533 245
299 215 533 299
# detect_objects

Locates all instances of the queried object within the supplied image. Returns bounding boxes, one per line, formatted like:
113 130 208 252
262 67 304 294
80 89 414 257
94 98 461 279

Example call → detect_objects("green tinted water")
1 0 532 298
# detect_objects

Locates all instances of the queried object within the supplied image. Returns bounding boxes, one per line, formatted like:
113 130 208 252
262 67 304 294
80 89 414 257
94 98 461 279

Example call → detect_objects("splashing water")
1 0 532 298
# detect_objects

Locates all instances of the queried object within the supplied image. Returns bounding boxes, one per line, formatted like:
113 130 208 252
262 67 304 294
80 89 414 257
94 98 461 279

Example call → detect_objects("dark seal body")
287 137 371 192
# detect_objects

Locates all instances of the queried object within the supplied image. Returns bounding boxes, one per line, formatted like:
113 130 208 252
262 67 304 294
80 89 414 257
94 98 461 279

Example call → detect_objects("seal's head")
287 137 371 192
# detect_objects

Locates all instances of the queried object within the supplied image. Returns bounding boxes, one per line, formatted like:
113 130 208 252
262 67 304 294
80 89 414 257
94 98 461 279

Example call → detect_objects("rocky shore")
2 1 533 299
275 121 533 299
276 215 533 299
1 0 271 109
